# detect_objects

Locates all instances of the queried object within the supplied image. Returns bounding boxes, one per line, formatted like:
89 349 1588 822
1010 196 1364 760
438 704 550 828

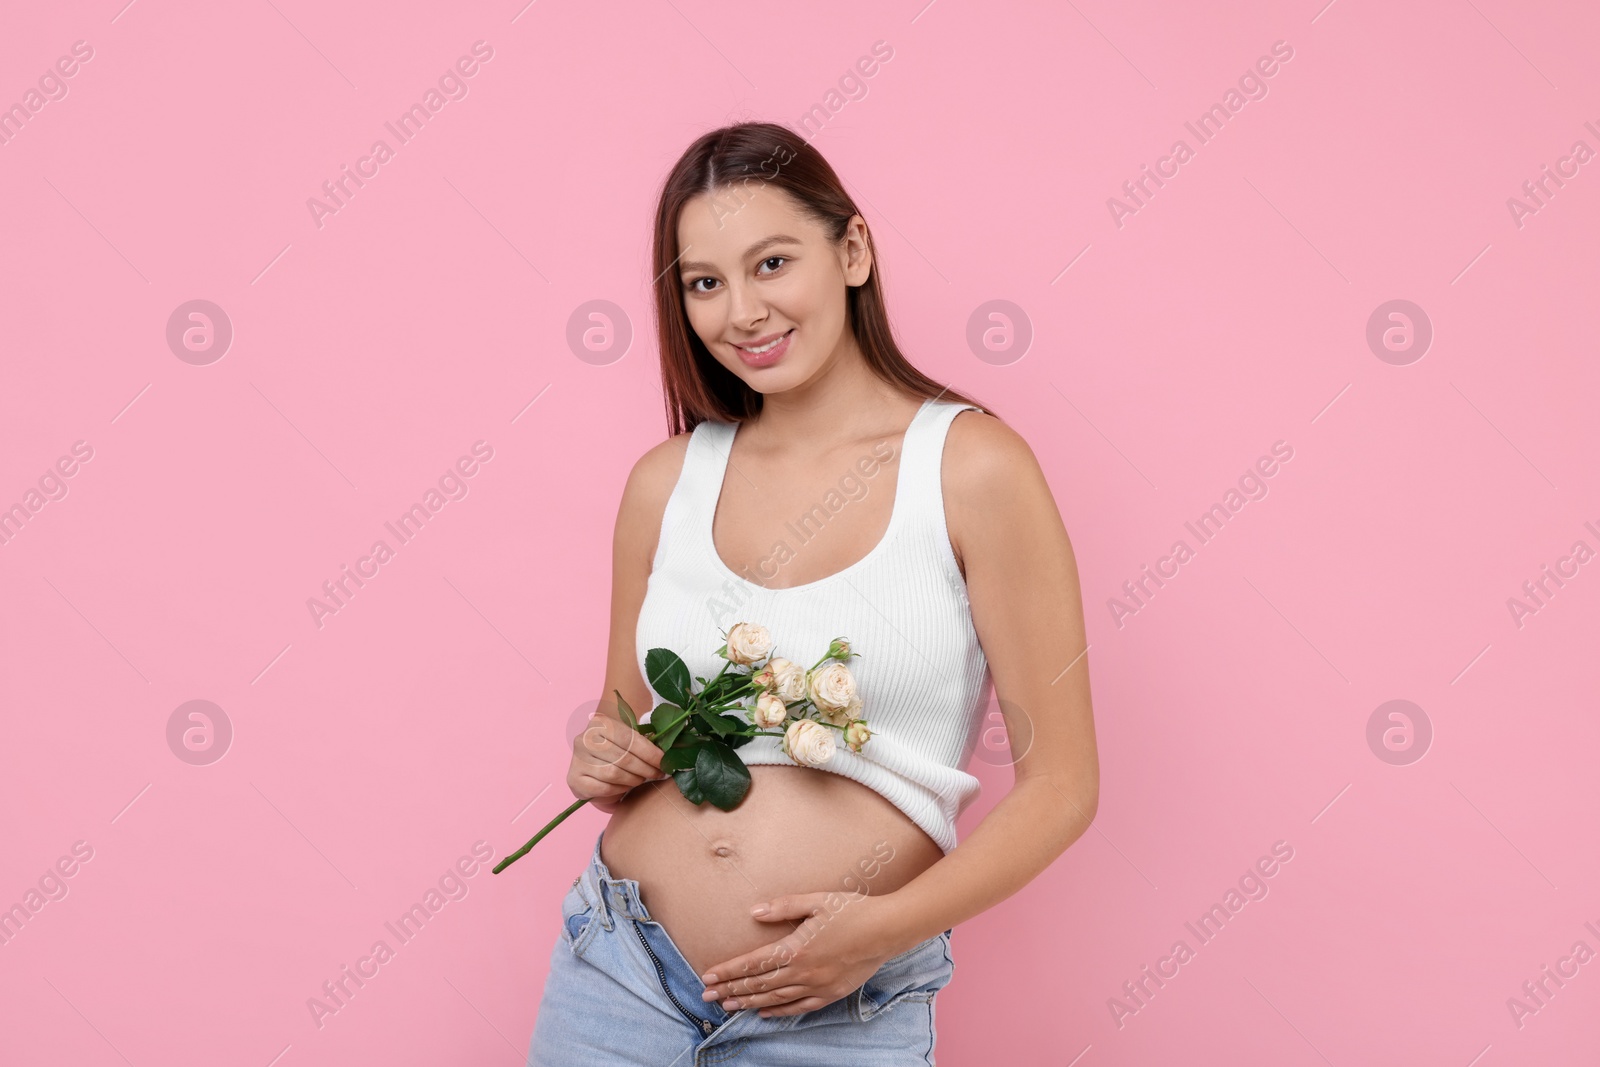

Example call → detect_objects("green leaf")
613 689 638 731
645 649 693 707
661 739 704 773
651 702 688 732
655 716 689 751
649 704 688 750
696 706 749 738
695 741 752 811
672 767 705 805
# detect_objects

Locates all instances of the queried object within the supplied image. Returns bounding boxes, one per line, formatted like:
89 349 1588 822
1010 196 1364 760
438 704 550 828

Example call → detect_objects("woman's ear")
841 215 874 287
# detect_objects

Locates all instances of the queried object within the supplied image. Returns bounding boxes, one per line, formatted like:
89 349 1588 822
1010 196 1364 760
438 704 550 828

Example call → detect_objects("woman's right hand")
568 713 670 815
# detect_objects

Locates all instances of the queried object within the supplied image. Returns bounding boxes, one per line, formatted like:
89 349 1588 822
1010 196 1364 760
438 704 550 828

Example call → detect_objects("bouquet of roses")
493 622 871 874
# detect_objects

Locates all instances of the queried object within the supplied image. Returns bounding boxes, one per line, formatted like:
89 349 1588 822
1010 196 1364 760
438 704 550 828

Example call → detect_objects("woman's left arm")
697 412 1099 1015
870 409 1101 949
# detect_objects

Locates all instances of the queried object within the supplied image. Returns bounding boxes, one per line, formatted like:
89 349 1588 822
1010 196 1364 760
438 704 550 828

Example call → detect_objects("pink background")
3 1 1597 1063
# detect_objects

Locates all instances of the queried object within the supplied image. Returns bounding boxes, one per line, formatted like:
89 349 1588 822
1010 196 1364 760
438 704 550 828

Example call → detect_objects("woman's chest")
710 455 903 590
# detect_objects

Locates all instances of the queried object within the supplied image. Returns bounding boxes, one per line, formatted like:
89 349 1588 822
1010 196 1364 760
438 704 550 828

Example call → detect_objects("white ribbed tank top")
635 397 993 854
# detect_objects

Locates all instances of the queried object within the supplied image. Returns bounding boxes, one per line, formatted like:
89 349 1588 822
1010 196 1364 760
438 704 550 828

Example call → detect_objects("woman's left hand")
697 890 903 1018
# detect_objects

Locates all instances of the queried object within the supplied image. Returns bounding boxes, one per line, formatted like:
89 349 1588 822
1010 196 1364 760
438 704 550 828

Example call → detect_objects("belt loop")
589 871 614 931
587 830 616 931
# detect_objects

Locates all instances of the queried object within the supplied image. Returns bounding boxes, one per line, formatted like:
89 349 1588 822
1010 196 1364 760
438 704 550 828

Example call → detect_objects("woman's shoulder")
622 427 694 512
944 405 1037 490
942 405 1058 539
613 427 696 568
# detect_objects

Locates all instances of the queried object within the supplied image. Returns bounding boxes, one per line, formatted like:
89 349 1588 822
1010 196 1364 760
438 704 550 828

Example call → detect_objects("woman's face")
675 185 872 395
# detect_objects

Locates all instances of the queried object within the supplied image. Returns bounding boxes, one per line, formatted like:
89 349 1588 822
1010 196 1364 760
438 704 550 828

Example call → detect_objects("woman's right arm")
568 432 691 814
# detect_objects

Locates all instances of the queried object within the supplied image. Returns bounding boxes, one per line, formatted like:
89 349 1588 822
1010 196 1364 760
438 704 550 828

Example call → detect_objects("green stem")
492 796 590 874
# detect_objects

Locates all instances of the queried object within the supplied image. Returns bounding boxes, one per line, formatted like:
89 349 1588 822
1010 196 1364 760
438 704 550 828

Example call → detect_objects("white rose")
807 661 857 712
767 657 806 701
784 719 836 767
752 691 789 728
725 622 773 666
818 692 862 728
844 720 872 753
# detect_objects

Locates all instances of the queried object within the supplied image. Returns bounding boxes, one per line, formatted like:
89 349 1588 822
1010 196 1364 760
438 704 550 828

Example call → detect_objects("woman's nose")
726 283 766 329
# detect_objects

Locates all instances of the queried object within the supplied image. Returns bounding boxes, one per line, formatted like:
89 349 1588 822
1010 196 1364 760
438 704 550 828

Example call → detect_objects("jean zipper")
631 919 717 1035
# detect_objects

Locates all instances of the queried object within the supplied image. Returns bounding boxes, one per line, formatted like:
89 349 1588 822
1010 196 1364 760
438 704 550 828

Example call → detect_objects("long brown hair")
650 121 993 436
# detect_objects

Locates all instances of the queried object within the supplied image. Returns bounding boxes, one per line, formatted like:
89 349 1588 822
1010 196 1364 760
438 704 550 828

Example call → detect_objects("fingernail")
750 904 768 916
702 972 718 983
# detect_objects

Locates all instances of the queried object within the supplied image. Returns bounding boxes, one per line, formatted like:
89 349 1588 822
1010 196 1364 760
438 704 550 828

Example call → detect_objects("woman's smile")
733 327 795 368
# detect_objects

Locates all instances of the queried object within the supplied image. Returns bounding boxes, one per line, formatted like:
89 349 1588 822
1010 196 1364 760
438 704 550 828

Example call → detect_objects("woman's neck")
743 346 921 452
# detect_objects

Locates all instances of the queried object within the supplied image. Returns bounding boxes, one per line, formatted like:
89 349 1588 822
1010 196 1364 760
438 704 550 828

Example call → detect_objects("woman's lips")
734 328 793 368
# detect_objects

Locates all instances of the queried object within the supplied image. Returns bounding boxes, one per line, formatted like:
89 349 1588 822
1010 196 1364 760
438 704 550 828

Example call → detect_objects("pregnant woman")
527 122 1099 1065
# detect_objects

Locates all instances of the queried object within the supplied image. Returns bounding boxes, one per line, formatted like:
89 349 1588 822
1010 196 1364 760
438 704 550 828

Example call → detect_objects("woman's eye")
684 258 784 293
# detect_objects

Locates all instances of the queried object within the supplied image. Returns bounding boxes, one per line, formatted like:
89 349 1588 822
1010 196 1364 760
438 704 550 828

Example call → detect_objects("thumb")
749 891 827 923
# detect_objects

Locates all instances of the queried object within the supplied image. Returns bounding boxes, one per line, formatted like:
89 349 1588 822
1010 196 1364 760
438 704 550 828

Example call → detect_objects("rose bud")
752 691 789 728
844 720 872 753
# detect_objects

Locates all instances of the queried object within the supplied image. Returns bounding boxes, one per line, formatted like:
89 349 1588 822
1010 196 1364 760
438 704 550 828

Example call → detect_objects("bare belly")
598 765 944 981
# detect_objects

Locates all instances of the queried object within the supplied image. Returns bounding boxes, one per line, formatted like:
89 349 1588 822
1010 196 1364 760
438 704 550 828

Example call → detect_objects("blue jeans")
527 829 956 1066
